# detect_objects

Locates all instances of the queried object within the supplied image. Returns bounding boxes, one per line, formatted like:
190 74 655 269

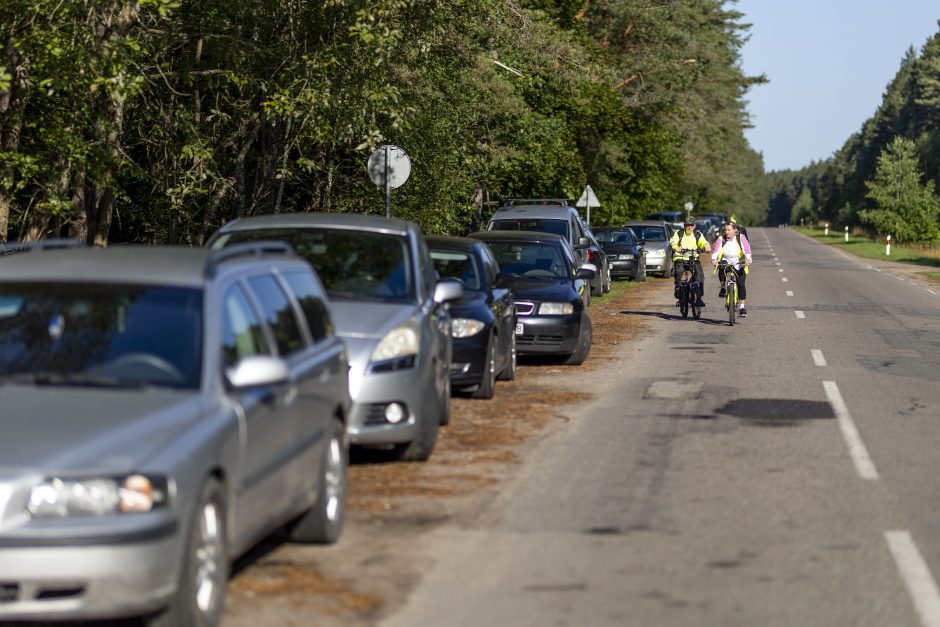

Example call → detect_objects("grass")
793 226 940 268
592 273 646 303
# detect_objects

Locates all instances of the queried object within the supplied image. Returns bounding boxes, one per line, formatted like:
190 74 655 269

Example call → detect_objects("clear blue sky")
736 0 940 172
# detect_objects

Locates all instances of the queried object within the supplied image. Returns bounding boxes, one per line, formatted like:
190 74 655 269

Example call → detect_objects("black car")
427 236 516 399
471 231 594 365
592 227 647 281
582 225 612 296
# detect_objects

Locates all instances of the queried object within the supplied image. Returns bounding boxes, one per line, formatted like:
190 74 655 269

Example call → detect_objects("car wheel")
635 259 647 282
497 332 517 381
287 418 347 544
146 478 228 627
564 313 593 366
590 275 603 297
603 265 612 293
472 336 496 400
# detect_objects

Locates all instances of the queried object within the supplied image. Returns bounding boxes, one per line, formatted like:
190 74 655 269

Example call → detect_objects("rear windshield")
484 241 571 280
594 230 636 246
489 219 569 239
0 283 203 388
430 250 481 291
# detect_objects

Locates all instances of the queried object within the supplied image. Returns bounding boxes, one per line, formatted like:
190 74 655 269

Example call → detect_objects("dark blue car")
471 231 595 366
428 236 516 399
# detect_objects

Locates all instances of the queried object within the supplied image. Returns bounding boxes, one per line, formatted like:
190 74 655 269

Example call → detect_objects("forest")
764 22 940 245
0 0 768 245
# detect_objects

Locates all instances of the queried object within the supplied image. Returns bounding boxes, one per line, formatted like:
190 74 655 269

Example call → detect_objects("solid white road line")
885 530 940 627
795 311 806 319
786 290 794 296
823 381 879 480
928 289 937 295
811 349 827 366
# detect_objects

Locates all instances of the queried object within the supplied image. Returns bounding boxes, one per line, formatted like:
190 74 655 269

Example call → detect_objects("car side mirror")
225 355 289 389
576 263 596 280
578 237 590 247
433 279 463 304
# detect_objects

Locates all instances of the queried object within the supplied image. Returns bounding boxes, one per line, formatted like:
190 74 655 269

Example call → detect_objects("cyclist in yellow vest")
669 217 709 308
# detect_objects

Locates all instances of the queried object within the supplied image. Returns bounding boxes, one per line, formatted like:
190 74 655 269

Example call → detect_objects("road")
221 227 940 627
377 227 940 627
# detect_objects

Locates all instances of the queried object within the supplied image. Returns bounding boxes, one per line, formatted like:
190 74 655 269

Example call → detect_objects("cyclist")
711 221 753 317
669 217 709 308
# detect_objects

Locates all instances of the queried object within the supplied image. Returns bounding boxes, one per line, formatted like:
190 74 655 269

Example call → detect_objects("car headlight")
648 249 665 257
27 474 169 518
538 302 574 315
369 321 420 372
452 318 486 338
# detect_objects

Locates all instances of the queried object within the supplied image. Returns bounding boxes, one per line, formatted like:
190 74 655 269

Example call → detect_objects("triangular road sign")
576 185 600 207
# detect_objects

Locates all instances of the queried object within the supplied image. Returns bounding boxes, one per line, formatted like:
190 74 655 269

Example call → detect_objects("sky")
736 0 940 172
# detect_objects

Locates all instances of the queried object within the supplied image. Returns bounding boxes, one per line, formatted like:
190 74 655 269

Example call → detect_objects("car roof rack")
0 239 87 255
205 240 295 277
499 198 573 208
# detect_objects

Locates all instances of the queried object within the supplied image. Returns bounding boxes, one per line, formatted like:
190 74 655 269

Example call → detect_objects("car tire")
146 478 228 627
471 336 496 400
590 276 603 297
497 332 517 381
287 418 347 544
603 265 611 293
564 313 593 366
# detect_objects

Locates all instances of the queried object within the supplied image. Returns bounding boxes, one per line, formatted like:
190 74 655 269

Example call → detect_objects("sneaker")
696 299 706 308
719 287 726 298
739 307 747 318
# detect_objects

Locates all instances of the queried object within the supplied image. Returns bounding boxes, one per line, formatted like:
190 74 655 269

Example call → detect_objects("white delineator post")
886 234 892 256
825 222 829 236
845 225 849 242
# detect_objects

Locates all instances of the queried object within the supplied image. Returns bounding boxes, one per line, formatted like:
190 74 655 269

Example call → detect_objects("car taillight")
588 249 597 262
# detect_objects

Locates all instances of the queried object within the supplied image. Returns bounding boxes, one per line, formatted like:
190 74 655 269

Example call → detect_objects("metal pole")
384 145 391 218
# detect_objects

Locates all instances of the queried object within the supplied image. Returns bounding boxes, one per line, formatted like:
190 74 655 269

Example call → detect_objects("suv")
208 213 462 462
486 199 608 297
0 243 350 625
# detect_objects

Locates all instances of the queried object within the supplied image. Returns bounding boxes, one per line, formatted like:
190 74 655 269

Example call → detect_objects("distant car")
208 213 462 462
485 199 609 298
624 220 673 277
592 226 647 281
582 225 612 296
428 236 516 399
472 230 595 365
0 243 350 625
646 210 684 223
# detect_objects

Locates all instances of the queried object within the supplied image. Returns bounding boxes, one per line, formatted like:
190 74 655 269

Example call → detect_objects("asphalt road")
379 227 940 627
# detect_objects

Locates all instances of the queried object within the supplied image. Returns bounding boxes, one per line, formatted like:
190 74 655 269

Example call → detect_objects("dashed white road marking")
811 349 827 366
885 530 940 627
786 290 794 296
928 289 937 295
823 381 879 480
782 277 789 282
795 311 806 319
778 268 784 272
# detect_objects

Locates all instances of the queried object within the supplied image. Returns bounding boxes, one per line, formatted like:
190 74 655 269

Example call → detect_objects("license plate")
515 322 524 335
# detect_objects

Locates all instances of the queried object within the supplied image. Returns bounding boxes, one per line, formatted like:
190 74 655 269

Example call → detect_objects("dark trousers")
718 266 747 300
673 259 704 298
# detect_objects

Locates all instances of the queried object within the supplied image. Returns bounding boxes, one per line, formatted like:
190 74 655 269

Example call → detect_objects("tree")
859 136 940 244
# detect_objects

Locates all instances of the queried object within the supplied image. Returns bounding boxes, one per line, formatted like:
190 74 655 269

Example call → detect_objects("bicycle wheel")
728 282 737 326
679 282 689 318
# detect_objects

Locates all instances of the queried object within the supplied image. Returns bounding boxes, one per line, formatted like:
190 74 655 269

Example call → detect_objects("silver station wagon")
0 243 350 625
209 213 462 462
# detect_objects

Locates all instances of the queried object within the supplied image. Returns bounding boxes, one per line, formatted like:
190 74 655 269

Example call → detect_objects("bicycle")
715 259 742 326
674 249 702 320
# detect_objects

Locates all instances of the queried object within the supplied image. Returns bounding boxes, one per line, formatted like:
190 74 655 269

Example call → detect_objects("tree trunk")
0 45 29 243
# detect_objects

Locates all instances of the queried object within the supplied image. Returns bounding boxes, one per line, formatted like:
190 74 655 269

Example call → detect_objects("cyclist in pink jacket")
711 221 753 317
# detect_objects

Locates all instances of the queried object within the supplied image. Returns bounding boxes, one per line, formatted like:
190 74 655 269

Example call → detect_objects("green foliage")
860 136 940 243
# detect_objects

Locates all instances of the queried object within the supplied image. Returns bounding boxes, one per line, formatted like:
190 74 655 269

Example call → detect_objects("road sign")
576 185 599 225
367 145 411 189
367 145 411 218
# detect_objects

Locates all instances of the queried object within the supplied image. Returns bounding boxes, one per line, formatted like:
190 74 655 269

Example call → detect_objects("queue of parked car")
0 197 682 625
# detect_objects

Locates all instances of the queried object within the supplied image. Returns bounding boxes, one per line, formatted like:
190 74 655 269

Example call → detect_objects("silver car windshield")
216 228 414 303
485 241 571 280
0 283 203 389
